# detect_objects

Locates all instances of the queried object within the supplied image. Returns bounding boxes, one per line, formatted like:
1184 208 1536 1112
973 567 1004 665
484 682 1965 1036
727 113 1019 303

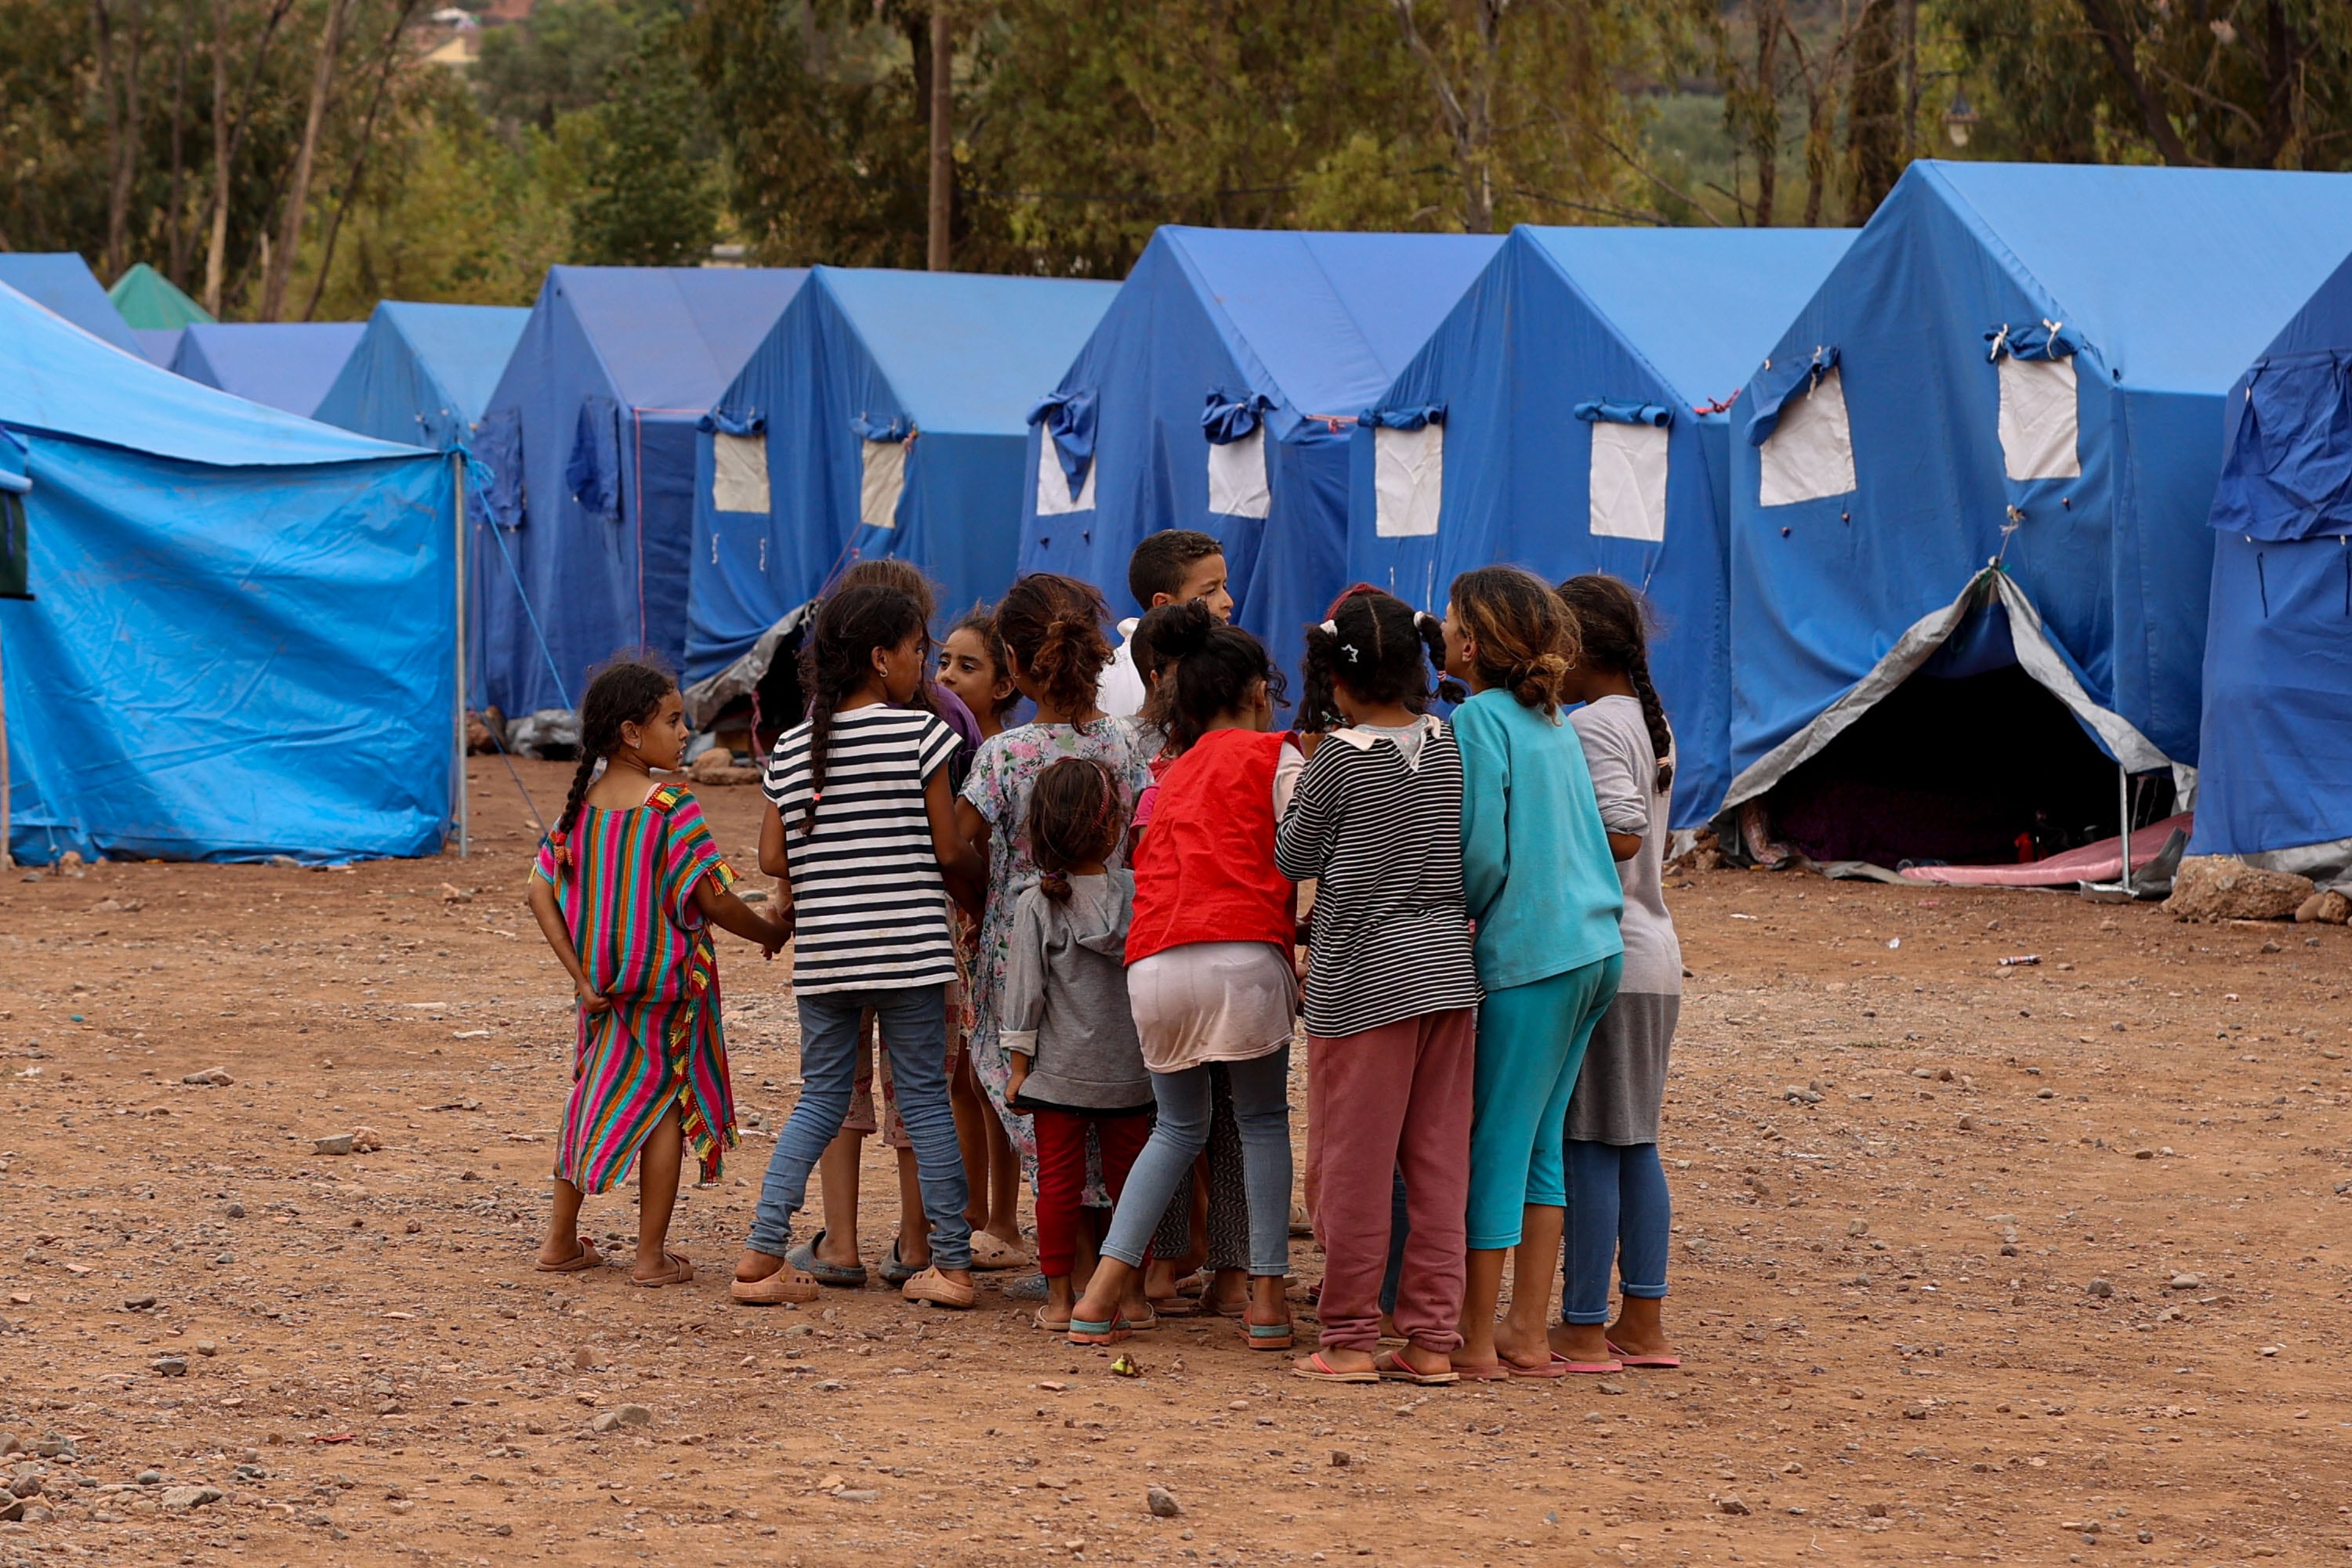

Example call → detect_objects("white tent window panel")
1588 421 1669 542
1206 427 1271 519
1373 423 1444 538
712 432 770 514
1034 435 1096 516
1996 354 2081 481
860 439 908 531
1757 366 1857 506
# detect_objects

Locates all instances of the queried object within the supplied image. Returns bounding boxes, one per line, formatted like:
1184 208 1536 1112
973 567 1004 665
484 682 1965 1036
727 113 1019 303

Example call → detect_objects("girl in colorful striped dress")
527 659 790 1287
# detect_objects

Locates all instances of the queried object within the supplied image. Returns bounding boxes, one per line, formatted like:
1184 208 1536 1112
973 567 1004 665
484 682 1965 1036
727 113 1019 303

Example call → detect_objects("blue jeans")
746 983 971 1272
1101 1045 1292 1277
1560 1139 1670 1324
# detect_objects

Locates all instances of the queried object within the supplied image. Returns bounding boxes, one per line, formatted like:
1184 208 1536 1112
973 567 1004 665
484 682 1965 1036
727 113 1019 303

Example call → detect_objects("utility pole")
927 3 951 271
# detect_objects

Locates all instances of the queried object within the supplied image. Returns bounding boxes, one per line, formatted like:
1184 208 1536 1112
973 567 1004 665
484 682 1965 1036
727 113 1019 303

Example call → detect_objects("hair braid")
553 751 600 847
1555 572 1674 794
552 657 678 861
1625 644 1676 795
795 583 928 835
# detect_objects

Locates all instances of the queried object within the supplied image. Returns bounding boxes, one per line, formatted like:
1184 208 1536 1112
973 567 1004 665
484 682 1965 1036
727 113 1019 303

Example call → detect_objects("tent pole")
2117 763 2132 895
453 453 469 861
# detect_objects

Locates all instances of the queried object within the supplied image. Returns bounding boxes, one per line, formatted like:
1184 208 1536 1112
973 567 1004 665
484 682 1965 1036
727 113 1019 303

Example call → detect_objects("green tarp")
107 263 215 329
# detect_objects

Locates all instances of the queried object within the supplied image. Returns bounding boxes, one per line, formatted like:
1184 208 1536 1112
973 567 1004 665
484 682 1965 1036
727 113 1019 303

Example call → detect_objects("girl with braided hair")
525 657 788 1287
1553 573 1685 1372
1438 566 1625 1378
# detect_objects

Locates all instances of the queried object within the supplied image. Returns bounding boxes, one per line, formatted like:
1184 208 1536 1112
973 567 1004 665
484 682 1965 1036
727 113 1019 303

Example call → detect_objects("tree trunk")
927 2 950 270
1749 0 1781 226
1897 0 1918 161
1800 78 1831 226
166 0 194 283
301 0 420 320
201 0 234 315
1845 0 1900 219
93 0 150 281
2075 0 2194 166
258 0 350 322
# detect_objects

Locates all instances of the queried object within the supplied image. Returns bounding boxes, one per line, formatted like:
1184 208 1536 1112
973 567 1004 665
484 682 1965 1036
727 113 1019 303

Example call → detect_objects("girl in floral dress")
955 574 1156 1182
526 659 788 1287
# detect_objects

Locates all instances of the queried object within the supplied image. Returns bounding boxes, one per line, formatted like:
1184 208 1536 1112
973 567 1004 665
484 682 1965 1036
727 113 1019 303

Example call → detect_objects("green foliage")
474 0 654 131
566 20 724 266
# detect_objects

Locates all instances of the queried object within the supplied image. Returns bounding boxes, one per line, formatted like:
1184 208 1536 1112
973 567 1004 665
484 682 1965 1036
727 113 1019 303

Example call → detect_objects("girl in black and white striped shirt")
1276 586 1482 1385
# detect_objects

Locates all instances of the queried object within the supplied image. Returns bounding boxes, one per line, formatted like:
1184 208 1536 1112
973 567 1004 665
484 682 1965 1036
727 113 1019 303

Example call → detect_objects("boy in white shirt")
1098 529 1234 717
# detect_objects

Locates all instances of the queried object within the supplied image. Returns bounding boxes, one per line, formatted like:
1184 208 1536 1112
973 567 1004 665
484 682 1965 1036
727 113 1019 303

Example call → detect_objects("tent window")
1206 426 1270 519
712 432 770 514
1996 355 2080 481
1757 365 1856 506
1374 423 1443 538
1588 421 1669 542
1035 432 1096 516
861 439 908 531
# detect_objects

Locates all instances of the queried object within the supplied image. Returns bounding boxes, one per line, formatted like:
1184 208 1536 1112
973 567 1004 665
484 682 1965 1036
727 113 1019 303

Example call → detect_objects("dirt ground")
3 758 2350 1568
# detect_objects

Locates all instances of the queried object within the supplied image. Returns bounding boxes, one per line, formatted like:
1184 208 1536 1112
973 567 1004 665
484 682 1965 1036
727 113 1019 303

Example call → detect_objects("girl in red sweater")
1067 604 1303 1347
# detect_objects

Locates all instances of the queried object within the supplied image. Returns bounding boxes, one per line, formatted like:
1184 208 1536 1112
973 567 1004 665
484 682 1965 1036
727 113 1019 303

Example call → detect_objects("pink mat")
1896 813 2193 886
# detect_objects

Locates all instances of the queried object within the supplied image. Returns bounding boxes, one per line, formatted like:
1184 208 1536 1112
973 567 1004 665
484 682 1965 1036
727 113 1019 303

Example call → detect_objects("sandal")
879 1240 924 1287
730 1264 820 1305
535 1237 602 1273
968 1232 1032 1271
1034 1307 1073 1333
1451 1362 1514 1382
1239 1316 1296 1352
630 1249 694 1288
1504 1352 1573 1379
1374 1349 1459 1386
1146 1294 1202 1318
787 1230 868 1288
899 1266 975 1310
1607 1338 1681 1369
1292 1351 1377 1384
1067 1314 1133 1345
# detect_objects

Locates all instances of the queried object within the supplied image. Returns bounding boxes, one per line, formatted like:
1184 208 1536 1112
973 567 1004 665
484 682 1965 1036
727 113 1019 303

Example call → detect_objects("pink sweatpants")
1307 1008 1476 1354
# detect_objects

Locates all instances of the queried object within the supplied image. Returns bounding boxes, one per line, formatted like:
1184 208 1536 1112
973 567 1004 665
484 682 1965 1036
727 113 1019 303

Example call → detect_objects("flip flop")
630 1249 694 1288
1034 1308 1073 1333
1239 1318 1296 1352
787 1230 868 1288
1451 1362 1514 1382
1374 1349 1460 1386
899 1266 976 1310
968 1233 1032 1272
1292 1351 1377 1384
1067 1314 1132 1345
535 1237 602 1273
879 1240 923 1287
1607 1338 1681 1369
1502 1352 1571 1379
730 1266 819 1305
1146 1295 1202 1318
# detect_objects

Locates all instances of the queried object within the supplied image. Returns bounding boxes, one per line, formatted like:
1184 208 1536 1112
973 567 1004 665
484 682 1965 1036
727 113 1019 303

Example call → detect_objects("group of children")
527 527 1684 1382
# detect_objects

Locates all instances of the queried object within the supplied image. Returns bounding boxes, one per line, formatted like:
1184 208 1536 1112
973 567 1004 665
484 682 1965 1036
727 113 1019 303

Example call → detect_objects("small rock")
1846 1219 1869 1237
136 1469 162 1486
571 1348 595 1370
9 1472 41 1498
1147 1484 1183 1518
2293 889 2351 925
1865 1501 1890 1519
1717 1494 1752 1515
2133 1149 2154 1160
1596 1380 1627 1396
194 1341 217 1356
2260 1345 2281 1357
0 1496 20 1523
587 1412 622 1433
2169 1273 2202 1291
313 1134 355 1157
1958 1115 1977 1132
34 1440 75 1460
1328 1451 1350 1468
153 1356 188 1378
832 1488 880 1504
2086 1278 2113 1298
181 1067 232 1087
2164 856 2314 922
158 1485 222 1512
1902 1404 1930 1420
350 1127 383 1153
125 1295 157 1311
612 1403 652 1427
224 1202 245 1219
0 1435 16 1458
492 1523 512 1537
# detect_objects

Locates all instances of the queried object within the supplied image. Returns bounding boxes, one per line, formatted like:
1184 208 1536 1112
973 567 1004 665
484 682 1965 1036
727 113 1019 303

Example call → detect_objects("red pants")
1307 1008 1477 1354
1032 1109 1154 1279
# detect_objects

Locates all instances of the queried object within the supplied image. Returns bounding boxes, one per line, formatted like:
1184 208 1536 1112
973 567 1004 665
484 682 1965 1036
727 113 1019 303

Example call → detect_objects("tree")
474 0 649 132
568 20 723 266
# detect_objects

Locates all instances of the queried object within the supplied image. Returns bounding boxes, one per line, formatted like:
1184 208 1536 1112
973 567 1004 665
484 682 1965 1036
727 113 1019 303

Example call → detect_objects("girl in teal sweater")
1441 567 1624 1379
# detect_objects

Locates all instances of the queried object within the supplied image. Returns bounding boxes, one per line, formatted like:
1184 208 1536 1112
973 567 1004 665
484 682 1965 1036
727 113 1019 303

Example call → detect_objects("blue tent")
1017 227 1502 685
1721 161 2352 857
313 301 531 449
472 266 810 721
2190 248 2352 885
1347 225 1854 828
684 266 1118 697
0 281 455 864
0 254 143 357
170 321 369 416
132 328 184 366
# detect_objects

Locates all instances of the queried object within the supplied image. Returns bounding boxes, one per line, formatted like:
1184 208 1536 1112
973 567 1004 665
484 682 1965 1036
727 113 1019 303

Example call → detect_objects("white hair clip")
1342 643 1360 662
1317 619 1339 636
1414 610 1438 632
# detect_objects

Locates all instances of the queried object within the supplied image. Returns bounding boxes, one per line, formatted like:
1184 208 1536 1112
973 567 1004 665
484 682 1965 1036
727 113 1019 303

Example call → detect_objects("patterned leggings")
1150 1063 1248 1272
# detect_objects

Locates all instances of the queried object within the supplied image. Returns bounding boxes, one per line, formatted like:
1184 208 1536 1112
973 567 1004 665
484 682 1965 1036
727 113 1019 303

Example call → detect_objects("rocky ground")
2 759 2349 1568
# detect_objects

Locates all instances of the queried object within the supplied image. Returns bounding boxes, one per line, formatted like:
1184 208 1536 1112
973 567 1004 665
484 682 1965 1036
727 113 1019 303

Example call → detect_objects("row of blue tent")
2 158 2348 884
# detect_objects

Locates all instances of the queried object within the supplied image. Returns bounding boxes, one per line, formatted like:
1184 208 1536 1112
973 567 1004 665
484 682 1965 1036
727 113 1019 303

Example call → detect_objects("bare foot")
1386 1342 1454 1378
1492 1318 1554 1372
1549 1321 1615 1365
1206 1268 1249 1315
735 1249 793 1284
811 1229 862 1270
1604 1308 1676 1361
1295 1346 1376 1377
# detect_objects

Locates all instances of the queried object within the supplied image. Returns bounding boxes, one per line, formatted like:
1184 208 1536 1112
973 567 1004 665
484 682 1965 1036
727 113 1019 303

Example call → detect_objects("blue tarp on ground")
313 301 531 450
1017 228 1502 686
687 267 1118 686
0 254 143 356
1723 161 2352 808
1349 226 1854 827
2191 248 2352 872
473 266 809 718
0 281 455 864
170 321 369 417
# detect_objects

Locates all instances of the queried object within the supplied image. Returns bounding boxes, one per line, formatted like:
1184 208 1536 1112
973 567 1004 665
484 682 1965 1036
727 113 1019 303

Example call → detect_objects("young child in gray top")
1000 759 1156 1331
